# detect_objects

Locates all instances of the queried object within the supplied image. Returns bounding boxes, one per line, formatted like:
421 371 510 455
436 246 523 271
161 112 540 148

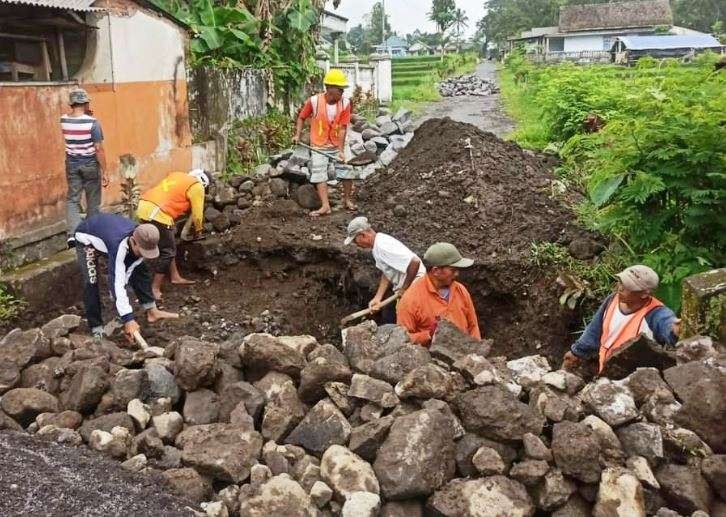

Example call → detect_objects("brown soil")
0 431 196 516
3 119 597 365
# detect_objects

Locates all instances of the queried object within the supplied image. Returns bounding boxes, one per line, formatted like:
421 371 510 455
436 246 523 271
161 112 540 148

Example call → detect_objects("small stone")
127 399 151 430
121 454 148 472
509 459 550 486
542 371 567 390
552 421 602 483
616 422 663 464
627 456 660 489
36 425 83 446
472 446 506 475
152 412 183 443
523 432 552 461
582 378 638 427
321 445 379 501
348 374 398 408
250 463 272 486
537 468 577 511
309 480 333 508
285 399 351 455
342 491 381 517
89 426 132 459
203 500 228 517
506 355 551 388
594 468 646 517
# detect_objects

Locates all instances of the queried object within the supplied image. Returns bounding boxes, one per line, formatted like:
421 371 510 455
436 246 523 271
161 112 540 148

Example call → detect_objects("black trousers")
76 244 155 331
143 220 176 274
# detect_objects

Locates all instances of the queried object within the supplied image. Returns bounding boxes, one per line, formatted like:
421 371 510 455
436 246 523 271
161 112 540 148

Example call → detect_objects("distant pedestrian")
62 88 108 248
293 69 355 216
397 242 481 346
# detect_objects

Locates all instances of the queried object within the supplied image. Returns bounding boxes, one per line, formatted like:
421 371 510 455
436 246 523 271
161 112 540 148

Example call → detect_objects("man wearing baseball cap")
396 242 481 346
62 88 108 248
563 264 680 374
344 216 425 322
74 213 178 342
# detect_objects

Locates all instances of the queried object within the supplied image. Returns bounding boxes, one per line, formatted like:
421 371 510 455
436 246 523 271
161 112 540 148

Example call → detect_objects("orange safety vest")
140 171 197 221
310 93 344 149
598 294 663 372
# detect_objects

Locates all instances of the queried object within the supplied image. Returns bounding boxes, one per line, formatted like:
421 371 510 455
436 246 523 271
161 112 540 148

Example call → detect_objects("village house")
0 0 193 265
507 0 714 63
375 35 409 57
408 41 433 56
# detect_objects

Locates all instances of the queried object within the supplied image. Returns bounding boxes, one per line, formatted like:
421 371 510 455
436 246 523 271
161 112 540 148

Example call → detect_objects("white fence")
318 54 393 103
531 50 612 64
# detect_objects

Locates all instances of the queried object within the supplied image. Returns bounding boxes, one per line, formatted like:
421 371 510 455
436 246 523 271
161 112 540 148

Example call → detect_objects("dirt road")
416 61 514 138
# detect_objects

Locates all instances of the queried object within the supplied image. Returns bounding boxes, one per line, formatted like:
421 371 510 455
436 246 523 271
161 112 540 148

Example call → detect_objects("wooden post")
57 29 68 80
40 39 51 80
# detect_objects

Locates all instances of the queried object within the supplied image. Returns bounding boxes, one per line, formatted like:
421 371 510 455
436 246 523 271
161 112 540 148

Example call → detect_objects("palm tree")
453 8 468 51
428 0 456 56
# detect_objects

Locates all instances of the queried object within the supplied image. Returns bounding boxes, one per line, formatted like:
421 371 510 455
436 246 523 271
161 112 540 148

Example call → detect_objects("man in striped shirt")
62 88 108 248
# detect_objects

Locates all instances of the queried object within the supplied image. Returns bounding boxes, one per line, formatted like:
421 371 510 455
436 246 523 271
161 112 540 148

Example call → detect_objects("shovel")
296 142 376 167
340 292 401 327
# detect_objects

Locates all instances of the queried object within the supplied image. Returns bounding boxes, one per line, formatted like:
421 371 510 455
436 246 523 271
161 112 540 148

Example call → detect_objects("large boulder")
655 463 712 514
174 338 219 391
593 468 646 517
260 380 307 442
370 345 430 385
349 416 394 462
109 368 147 409
581 378 638 427
40 314 82 339
394 363 463 401
239 475 317 516
552 421 602 483
455 385 545 441
536 469 577 511
701 455 726 500
348 374 398 408
620 367 672 406
241 333 305 378
179 423 263 482
218 381 265 422
144 363 181 404
374 408 456 499
430 321 491 365
298 357 352 403
0 363 20 394
427 476 535 517
320 445 379 501
506 355 551 389
285 399 351 455
1 387 59 426
616 422 664 464
341 322 384 374
162 467 213 504
60 366 109 414
0 328 51 369
79 412 135 442
183 388 219 425
663 358 726 453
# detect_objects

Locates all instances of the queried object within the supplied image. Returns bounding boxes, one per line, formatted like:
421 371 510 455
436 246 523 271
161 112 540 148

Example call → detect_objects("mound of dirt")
360 117 586 264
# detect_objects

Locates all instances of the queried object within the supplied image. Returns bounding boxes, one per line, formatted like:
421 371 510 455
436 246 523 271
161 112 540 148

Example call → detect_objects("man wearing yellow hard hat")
293 68 356 217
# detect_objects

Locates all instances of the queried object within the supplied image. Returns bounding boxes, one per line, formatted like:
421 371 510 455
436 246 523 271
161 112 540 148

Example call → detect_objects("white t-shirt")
372 233 426 292
602 304 654 350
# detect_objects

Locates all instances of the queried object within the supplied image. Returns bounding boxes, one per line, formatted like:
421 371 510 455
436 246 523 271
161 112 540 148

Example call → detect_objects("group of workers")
61 69 681 374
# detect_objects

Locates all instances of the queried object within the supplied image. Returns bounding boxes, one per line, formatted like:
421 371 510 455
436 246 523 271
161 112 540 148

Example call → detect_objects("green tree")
364 1 392 49
347 23 366 54
453 7 469 49
429 0 457 54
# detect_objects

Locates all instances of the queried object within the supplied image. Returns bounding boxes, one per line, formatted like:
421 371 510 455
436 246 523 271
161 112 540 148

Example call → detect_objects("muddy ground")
0 431 196 516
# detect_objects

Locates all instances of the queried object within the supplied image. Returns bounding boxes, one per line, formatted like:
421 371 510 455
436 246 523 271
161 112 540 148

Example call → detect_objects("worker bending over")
74 213 178 342
137 169 210 300
344 216 425 322
397 242 481 346
563 265 680 374
293 69 355 216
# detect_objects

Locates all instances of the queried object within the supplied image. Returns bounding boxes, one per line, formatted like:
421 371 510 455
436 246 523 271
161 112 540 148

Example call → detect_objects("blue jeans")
66 158 101 238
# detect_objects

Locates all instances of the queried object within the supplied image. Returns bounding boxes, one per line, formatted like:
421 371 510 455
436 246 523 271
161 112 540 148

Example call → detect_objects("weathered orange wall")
0 79 191 240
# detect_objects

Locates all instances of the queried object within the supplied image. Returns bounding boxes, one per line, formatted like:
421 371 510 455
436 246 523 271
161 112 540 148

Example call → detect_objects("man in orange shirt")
397 242 481 346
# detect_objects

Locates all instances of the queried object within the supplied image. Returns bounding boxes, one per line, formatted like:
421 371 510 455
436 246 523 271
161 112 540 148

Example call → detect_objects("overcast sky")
325 0 486 38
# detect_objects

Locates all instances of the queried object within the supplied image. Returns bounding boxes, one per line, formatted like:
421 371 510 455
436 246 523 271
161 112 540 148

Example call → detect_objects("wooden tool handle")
340 292 400 327
133 330 149 350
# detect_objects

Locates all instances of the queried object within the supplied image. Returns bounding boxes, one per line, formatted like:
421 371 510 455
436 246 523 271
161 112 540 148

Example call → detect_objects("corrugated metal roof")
0 0 104 11
618 34 723 50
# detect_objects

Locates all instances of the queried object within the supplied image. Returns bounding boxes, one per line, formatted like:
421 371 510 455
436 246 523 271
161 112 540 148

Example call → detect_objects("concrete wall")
188 67 268 172
319 55 392 103
0 4 191 251
564 34 605 52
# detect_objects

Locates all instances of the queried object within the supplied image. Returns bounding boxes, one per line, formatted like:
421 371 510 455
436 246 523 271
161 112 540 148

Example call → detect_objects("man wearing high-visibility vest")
136 169 210 301
563 265 681 374
293 69 355 217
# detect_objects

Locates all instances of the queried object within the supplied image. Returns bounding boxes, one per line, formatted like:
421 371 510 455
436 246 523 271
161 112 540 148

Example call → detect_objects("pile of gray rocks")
0 315 724 517
438 74 499 97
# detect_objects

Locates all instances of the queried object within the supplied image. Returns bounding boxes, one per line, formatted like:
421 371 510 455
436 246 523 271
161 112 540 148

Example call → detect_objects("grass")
0 283 26 321
498 67 549 147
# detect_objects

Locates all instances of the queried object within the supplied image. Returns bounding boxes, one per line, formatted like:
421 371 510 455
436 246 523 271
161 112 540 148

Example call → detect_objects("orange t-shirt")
396 275 481 346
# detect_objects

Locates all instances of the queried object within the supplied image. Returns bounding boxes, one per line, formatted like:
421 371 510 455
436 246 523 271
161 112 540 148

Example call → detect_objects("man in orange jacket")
136 169 209 300
397 242 481 346
562 265 681 374
293 69 355 217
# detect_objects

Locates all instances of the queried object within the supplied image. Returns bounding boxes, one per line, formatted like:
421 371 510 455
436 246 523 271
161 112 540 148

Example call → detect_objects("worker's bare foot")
310 208 332 217
170 277 196 285
152 288 163 302
343 200 358 211
147 308 179 323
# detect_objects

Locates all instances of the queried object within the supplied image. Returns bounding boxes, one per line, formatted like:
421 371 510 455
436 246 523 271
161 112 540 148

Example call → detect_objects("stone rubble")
0 317 724 516
438 73 500 97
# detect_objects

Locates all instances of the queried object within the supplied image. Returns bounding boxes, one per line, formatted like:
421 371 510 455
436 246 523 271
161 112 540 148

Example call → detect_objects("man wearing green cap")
397 242 481 346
